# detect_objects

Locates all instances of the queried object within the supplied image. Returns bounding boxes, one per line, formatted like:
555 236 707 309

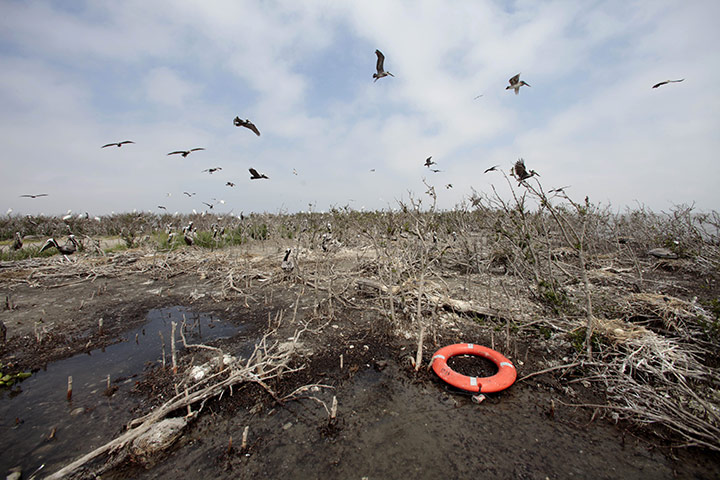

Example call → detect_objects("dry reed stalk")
66 376 72 402
171 321 177 374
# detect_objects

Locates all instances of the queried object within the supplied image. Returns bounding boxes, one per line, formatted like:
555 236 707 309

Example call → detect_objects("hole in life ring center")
446 354 498 378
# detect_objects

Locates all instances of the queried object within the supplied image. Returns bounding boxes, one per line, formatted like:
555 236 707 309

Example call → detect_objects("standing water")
0 306 240 477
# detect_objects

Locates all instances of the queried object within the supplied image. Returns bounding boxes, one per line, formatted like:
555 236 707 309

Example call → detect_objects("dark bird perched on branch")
424 157 436 168
652 79 684 89
12 232 22 250
511 158 539 183
373 49 394 82
40 235 79 256
202 167 222 174
102 141 134 148
20 193 48 198
167 148 205 157
234 117 261 136
484 165 500 173
249 168 269 180
506 74 531 95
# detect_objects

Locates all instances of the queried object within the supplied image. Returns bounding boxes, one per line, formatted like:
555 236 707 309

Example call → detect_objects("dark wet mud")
0 306 241 475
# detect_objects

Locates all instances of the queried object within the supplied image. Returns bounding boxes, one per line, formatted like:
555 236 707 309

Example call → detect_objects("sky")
1 0 718 217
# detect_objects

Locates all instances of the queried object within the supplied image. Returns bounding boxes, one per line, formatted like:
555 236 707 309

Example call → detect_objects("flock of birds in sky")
15 49 685 256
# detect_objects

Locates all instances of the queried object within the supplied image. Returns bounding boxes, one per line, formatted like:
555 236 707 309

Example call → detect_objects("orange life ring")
431 343 516 393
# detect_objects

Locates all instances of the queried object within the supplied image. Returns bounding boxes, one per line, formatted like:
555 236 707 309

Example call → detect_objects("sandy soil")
1 243 718 479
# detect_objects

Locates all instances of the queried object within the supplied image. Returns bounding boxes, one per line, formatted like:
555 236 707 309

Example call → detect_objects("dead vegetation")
2 177 719 476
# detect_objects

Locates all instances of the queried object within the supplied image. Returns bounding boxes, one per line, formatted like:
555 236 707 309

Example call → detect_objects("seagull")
226 182 235 187
12 232 22 250
484 165 500 173
424 157 436 168
102 141 134 148
373 49 394 82
183 191 196 197
652 79 684 89
20 193 48 198
249 168 269 180
506 74 531 95
167 148 205 157
40 235 79 256
202 167 222 174
234 117 261 136
511 158 539 183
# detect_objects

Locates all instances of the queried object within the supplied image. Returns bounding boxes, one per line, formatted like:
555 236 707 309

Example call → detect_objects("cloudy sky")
1 1 718 217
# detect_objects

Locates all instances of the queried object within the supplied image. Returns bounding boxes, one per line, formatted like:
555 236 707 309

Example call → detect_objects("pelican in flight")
511 158 538 183
40 235 79 256
102 141 134 148
202 167 222 174
20 193 48 198
373 50 394 82
234 117 261 136
484 165 500 173
506 74 531 95
652 79 684 89
424 157 436 168
249 168 269 180
168 148 205 157
183 191 196 197
226 182 235 187
158 205 167 210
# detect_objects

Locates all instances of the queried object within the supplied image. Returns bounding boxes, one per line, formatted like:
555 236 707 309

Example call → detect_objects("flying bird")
234 117 261 136
20 193 48 198
473 95 484 100
40 236 79 256
652 79 684 89
226 182 235 187
202 167 222 174
202 202 214 209
512 158 538 183
167 148 205 157
424 157 436 168
506 74 531 95
445 184 453 189
183 191 196 197
102 141 134 148
373 49 394 82
484 165 500 173
549 186 571 194
430 168 441 173
158 205 167 210
293 169 298 175
249 168 269 180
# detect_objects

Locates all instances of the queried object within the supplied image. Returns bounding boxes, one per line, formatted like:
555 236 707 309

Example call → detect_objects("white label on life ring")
499 362 514 368
433 355 445 360
470 377 478 386
467 344 474 349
